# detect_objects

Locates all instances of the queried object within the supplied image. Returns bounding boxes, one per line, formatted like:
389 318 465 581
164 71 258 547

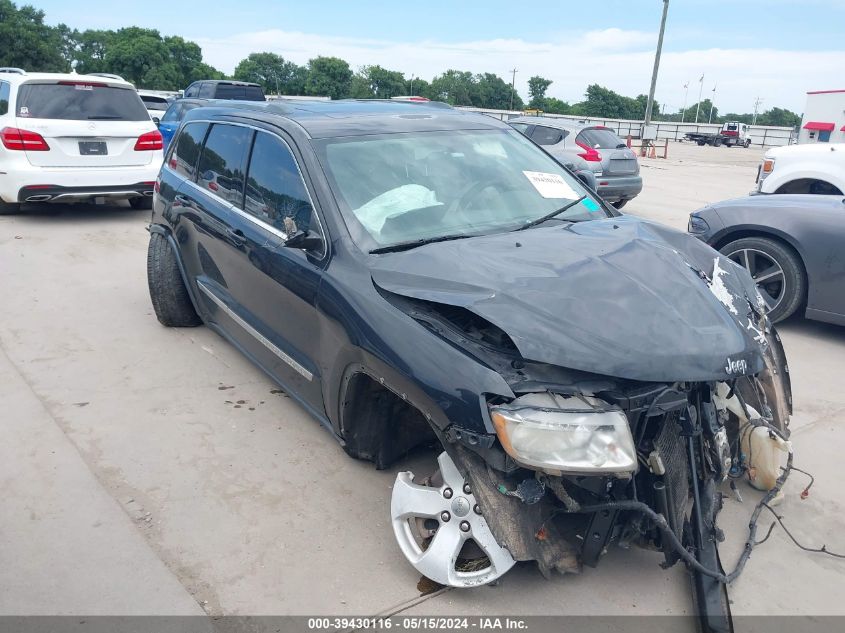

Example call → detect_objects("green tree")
0 0 70 71
679 99 718 124
349 65 407 99
73 29 114 74
234 52 305 95
756 107 801 127
474 73 522 110
430 70 477 106
527 75 552 109
305 56 353 99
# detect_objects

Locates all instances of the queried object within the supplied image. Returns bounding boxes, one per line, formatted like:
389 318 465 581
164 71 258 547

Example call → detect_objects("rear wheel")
713 137 722 147
0 199 21 215
613 199 628 209
719 236 805 322
130 196 153 210
147 232 202 327
697 140 706 146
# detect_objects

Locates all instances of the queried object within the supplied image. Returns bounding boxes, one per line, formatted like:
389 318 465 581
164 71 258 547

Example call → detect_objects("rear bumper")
17 182 156 203
596 175 643 202
0 162 161 203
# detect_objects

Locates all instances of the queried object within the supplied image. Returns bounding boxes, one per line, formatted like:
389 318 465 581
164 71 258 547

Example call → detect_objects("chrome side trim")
196 280 313 381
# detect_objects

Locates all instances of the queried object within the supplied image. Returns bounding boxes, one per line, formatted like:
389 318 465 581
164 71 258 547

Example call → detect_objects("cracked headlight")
490 393 637 474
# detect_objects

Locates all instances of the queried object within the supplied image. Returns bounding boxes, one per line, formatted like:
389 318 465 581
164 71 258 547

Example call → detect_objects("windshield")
314 129 606 251
16 82 150 121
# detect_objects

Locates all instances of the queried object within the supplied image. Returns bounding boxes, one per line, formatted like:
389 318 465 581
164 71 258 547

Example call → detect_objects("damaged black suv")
148 100 792 631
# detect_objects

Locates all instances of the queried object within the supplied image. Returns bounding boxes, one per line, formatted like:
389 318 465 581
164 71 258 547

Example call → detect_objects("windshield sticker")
523 171 579 199
18 106 30 117
580 198 601 212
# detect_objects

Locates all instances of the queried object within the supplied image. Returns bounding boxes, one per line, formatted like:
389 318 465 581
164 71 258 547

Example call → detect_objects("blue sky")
35 0 845 113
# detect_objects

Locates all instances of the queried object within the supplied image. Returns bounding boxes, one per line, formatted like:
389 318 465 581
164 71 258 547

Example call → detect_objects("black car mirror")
152 116 161 126
284 229 322 251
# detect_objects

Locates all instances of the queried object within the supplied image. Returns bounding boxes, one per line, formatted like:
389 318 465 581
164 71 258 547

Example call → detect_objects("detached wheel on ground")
719 236 805 323
147 232 202 327
0 199 21 215
130 196 153 210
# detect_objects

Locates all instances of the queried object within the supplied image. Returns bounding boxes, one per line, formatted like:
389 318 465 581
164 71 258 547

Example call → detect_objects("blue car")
157 99 209 152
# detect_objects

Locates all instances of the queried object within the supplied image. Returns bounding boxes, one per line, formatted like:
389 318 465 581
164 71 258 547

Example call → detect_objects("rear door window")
16 82 149 121
171 121 209 180
244 131 319 241
577 127 626 149
509 122 529 133
196 123 252 207
530 125 566 146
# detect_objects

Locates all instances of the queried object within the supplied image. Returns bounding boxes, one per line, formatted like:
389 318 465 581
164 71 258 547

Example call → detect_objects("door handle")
226 227 247 246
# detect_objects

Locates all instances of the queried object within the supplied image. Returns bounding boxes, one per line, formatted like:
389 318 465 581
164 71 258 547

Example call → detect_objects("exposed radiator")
654 414 689 537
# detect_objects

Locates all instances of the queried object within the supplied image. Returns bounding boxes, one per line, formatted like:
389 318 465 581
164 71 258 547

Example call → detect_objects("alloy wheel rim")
725 247 786 313
391 451 515 587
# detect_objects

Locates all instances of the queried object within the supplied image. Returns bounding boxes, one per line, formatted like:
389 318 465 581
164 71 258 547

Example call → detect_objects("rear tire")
0 200 21 215
697 140 706 146
713 137 722 147
613 199 628 209
147 232 202 327
719 236 805 323
130 196 153 210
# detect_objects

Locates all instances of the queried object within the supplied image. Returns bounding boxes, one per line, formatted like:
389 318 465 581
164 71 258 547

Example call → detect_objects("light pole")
681 81 689 122
644 0 670 127
409 74 414 96
708 83 717 124
694 73 704 123
509 68 518 111
752 96 763 125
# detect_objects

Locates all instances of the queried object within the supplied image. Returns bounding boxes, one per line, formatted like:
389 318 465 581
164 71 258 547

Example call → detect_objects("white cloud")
191 28 845 114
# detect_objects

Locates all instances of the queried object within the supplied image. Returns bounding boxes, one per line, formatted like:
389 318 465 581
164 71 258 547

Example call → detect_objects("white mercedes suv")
0 68 163 214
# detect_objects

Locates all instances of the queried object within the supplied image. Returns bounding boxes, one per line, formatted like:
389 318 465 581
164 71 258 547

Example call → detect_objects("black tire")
697 140 706 146
745 139 751 148
719 236 805 323
713 137 722 147
0 199 21 215
130 196 153 210
613 199 628 209
147 232 202 327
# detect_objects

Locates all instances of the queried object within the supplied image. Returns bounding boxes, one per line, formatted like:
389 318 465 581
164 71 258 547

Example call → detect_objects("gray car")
509 116 642 208
688 194 845 325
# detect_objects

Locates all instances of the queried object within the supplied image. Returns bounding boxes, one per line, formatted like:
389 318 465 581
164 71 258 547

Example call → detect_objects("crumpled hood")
371 215 768 382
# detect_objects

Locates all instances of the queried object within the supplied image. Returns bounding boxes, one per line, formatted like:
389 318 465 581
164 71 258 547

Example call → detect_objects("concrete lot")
1 141 844 622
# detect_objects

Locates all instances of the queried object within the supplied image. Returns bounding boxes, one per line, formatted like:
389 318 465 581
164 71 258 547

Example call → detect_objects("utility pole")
681 81 689 122
509 68 518 111
708 83 717 124
644 0 670 126
752 96 763 124
694 73 704 123
409 74 414 96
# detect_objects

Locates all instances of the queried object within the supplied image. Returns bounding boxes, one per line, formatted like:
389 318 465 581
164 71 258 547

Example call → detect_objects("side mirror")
284 229 323 251
152 116 161 126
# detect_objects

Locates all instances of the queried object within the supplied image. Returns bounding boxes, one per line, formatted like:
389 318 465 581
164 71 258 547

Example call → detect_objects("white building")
799 89 845 144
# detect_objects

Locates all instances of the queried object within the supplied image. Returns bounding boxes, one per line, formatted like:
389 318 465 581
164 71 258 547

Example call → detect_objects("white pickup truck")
756 142 845 195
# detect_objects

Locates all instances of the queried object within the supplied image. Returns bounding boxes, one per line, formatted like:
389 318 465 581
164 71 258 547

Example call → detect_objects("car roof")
188 79 262 88
0 71 134 88
182 99 512 139
508 116 592 132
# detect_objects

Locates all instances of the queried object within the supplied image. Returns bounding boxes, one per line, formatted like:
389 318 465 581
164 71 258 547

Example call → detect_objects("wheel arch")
774 178 843 195
337 363 440 470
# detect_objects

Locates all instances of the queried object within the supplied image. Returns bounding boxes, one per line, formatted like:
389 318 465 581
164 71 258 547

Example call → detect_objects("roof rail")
0 67 26 75
88 72 125 81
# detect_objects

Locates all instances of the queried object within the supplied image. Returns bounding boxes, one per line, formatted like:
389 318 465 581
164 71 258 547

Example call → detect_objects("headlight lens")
688 214 710 234
490 393 637 474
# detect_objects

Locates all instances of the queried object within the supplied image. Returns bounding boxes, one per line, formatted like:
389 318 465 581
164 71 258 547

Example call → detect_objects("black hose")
570 450 793 584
